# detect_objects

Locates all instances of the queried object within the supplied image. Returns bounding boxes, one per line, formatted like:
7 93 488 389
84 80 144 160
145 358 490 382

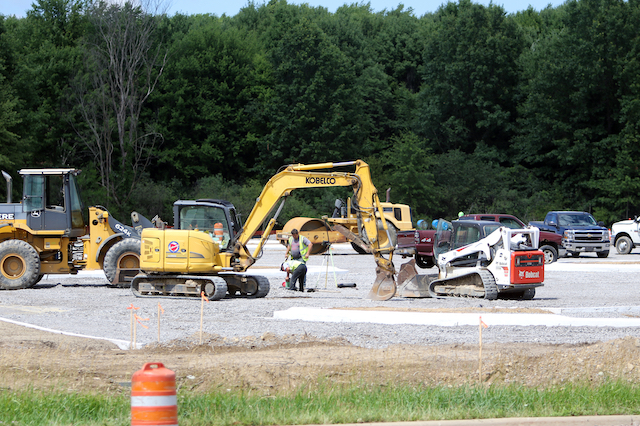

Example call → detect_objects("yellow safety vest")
288 235 310 260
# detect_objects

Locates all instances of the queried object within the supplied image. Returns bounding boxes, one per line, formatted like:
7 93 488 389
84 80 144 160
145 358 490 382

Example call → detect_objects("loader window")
68 174 85 229
23 175 45 212
45 174 65 210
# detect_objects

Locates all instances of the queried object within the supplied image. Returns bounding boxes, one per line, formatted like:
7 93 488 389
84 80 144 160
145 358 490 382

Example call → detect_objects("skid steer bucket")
396 259 433 298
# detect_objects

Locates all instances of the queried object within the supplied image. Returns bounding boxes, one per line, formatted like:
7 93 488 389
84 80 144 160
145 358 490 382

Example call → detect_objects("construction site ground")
1 242 640 404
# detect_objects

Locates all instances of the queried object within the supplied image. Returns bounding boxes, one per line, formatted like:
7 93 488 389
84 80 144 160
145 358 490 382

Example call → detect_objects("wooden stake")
479 316 488 382
126 304 139 350
200 291 209 344
157 303 164 343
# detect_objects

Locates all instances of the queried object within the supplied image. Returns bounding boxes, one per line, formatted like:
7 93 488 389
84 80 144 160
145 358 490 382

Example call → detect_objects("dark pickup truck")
396 213 563 268
459 214 563 263
529 211 610 258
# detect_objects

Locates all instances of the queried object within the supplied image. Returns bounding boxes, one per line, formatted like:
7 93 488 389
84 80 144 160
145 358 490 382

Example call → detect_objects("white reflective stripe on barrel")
131 395 178 407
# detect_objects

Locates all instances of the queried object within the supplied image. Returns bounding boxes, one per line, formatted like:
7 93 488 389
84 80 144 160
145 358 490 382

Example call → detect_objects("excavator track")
131 274 228 300
428 269 498 299
221 274 270 298
131 273 271 300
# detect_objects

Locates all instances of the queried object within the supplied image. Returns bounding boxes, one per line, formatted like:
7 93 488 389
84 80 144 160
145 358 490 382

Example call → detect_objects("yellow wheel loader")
0 168 155 289
133 160 409 301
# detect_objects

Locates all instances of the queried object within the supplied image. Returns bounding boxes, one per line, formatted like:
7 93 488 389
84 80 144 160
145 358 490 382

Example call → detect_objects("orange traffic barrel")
131 362 178 426
214 222 224 238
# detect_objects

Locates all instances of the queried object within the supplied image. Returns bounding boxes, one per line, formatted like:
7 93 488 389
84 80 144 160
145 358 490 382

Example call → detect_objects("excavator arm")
232 160 397 300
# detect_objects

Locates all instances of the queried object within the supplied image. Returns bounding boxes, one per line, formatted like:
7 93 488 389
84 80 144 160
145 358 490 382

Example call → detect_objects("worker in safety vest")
285 228 312 263
281 260 307 292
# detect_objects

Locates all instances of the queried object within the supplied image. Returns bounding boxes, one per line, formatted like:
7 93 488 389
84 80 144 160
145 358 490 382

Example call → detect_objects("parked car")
459 214 562 263
611 216 640 254
529 211 610 258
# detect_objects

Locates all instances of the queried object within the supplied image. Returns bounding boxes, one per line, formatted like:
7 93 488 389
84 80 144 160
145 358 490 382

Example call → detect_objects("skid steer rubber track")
428 269 498 299
131 274 228 300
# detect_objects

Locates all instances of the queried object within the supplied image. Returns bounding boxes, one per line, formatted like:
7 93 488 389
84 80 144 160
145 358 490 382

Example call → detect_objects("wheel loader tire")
104 238 141 286
615 236 633 254
539 245 558 264
596 250 609 258
0 240 41 290
351 241 367 254
27 274 45 288
415 255 434 269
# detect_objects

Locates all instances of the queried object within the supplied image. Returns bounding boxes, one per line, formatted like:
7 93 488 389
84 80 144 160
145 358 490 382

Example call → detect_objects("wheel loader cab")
20 169 85 237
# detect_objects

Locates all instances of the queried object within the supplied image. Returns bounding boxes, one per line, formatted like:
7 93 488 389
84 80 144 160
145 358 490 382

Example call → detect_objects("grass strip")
1 381 639 425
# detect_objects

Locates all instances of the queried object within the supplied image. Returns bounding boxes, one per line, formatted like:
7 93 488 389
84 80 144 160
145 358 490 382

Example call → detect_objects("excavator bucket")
367 269 396 301
396 259 433 298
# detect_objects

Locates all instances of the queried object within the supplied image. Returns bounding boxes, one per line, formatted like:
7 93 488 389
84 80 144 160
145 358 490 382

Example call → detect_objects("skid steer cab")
397 219 544 300
0 168 155 290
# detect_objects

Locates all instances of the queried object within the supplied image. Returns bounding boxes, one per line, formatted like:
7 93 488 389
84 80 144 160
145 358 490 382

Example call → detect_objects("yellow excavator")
133 160 402 301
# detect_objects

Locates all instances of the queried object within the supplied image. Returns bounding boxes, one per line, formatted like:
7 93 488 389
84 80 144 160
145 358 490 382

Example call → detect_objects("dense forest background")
1 0 639 229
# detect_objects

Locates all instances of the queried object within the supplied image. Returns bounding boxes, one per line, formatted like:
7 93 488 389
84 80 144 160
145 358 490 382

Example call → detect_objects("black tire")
202 277 228 301
500 288 535 300
597 250 609 258
615 236 633 255
350 241 368 254
243 275 270 298
539 245 558 264
521 288 536 300
27 274 45 288
0 240 41 290
570 252 580 258
415 255 435 269
103 238 141 285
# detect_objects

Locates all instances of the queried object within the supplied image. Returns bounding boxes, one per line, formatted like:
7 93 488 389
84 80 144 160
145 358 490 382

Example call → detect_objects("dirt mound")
1 321 639 395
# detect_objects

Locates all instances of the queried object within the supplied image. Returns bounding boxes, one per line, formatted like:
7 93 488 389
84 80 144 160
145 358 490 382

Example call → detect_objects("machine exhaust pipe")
386 188 391 203
2 171 11 203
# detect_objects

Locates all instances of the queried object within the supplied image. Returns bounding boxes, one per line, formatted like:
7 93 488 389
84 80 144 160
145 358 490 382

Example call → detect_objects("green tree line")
1 0 639 227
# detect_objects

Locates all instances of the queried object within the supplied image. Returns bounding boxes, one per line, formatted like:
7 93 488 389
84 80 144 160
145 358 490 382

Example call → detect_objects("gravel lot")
1 241 640 349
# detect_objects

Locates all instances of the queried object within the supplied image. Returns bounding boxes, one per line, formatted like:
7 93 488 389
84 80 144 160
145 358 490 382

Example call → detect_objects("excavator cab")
173 199 239 251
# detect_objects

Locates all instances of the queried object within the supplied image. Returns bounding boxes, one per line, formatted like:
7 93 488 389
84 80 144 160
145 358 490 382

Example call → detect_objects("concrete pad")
273 307 640 328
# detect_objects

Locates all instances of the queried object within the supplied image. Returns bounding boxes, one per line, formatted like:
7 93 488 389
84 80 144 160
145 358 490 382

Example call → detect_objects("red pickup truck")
395 213 562 268
395 228 436 268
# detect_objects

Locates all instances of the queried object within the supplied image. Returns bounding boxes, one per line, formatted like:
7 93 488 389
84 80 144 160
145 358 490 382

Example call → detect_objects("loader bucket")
367 269 396 301
395 259 432 298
